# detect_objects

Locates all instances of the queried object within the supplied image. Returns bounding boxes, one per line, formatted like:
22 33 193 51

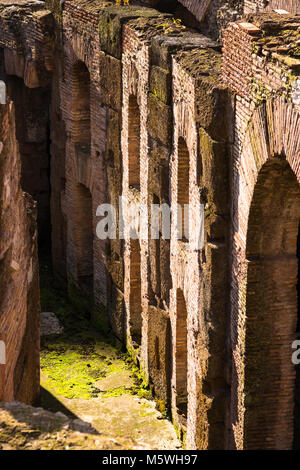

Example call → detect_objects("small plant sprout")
115 0 130 5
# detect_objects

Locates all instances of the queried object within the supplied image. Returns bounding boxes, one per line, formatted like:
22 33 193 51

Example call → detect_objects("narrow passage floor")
37 261 180 450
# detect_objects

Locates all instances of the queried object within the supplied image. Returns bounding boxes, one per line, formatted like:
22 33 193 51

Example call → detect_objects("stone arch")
72 61 91 146
129 239 142 347
128 95 140 188
230 97 300 449
176 288 188 418
177 137 190 240
244 158 300 449
75 183 94 295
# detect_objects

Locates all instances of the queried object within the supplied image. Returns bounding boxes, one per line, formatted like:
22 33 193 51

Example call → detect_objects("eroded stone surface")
0 83 40 405
0 401 144 450
95 369 135 391
40 328 181 450
52 395 181 450
0 0 299 452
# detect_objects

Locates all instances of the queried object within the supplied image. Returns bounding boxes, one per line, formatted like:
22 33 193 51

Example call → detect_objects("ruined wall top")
222 11 300 96
245 0 300 14
177 0 300 19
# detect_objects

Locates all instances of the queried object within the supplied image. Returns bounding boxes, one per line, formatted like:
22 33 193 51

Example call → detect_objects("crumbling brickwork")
176 0 300 36
222 12 300 449
178 0 300 18
244 0 300 14
0 0 299 450
0 1 54 246
169 46 230 448
0 83 40 404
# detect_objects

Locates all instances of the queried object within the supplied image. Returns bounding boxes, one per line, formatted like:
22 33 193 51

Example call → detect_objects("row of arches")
126 91 300 448
127 93 190 420
69 59 300 449
69 61 94 294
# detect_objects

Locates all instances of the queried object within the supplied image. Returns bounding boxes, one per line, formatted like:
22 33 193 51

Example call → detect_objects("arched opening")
244 158 300 449
177 137 189 240
176 288 188 418
128 95 140 188
72 61 91 148
75 183 93 296
129 239 142 347
149 193 161 305
4 74 51 249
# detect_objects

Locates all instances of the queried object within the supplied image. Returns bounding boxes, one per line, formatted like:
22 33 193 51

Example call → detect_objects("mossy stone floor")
40 262 180 450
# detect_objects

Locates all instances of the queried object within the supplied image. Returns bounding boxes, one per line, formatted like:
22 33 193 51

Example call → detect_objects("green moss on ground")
38 260 181 450
39 259 150 403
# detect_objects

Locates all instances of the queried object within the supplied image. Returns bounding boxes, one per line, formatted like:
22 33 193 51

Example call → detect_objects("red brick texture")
177 0 212 22
177 138 190 239
72 61 91 145
0 93 40 404
222 15 300 448
60 2 108 319
128 95 141 188
176 289 188 409
245 0 300 14
0 0 299 451
129 239 142 345
227 97 300 449
245 159 300 449
178 0 300 18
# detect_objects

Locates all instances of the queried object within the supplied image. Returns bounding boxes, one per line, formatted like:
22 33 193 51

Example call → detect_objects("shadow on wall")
244 158 300 450
5 75 51 249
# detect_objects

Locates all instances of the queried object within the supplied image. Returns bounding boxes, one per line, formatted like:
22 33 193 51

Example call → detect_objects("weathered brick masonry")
175 0 300 37
244 0 300 14
177 0 300 19
0 81 40 405
0 0 299 450
170 47 231 448
0 0 48 405
0 0 54 246
222 12 300 449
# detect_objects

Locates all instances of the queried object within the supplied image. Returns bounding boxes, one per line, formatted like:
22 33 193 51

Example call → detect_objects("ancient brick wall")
58 0 110 326
174 1 244 39
222 13 300 449
171 45 231 449
0 84 40 405
0 2 54 87
121 17 152 365
0 2 54 247
244 0 300 14
177 0 212 21
0 0 299 451
6 76 51 246
178 0 300 18
118 11 232 449
174 0 299 36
